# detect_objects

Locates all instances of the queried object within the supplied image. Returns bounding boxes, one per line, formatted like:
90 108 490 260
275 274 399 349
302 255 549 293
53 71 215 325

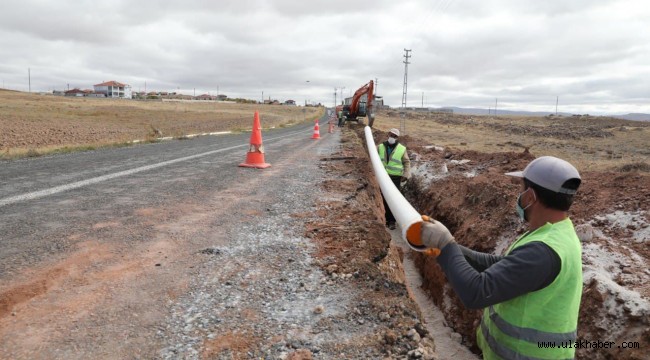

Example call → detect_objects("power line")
401 49 411 108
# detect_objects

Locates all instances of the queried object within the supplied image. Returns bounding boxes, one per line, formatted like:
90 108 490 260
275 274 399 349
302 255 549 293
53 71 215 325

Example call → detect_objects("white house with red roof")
93 80 132 99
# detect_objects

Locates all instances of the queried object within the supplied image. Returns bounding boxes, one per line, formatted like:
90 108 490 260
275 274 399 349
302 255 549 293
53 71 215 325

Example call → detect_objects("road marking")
0 128 318 208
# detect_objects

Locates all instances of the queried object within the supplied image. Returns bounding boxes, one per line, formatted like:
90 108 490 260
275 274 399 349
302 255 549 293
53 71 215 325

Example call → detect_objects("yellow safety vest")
378 143 406 176
477 218 583 359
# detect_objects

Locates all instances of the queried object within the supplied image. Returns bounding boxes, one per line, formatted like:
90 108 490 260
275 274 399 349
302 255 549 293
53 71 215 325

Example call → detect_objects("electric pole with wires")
401 49 411 108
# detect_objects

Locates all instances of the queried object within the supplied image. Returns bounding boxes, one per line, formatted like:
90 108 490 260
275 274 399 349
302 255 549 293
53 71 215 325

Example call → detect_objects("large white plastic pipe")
364 126 429 252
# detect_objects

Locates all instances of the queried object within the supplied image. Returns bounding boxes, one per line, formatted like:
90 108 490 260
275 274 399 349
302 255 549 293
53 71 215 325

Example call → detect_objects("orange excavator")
337 80 375 127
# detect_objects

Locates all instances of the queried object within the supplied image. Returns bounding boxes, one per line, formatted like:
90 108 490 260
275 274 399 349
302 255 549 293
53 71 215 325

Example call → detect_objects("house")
196 94 217 101
64 88 105 97
64 88 87 97
93 80 132 99
284 100 296 106
85 90 106 98
217 94 227 101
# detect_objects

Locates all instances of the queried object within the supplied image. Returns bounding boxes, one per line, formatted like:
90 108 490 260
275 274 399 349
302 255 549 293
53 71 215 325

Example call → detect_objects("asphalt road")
0 116 328 278
0 112 354 358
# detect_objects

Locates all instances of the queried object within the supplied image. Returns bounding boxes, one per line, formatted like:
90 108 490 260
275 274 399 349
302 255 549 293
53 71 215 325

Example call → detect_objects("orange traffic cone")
239 111 271 169
311 120 320 139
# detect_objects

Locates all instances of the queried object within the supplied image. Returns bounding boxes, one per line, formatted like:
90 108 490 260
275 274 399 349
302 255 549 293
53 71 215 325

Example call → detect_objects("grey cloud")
0 0 648 114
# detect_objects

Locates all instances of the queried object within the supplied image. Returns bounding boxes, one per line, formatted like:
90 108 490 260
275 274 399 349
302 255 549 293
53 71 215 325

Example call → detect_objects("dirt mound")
390 135 650 359
305 128 439 358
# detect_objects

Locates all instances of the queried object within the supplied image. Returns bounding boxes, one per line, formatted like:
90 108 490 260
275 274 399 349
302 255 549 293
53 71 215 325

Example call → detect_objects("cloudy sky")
1 0 649 114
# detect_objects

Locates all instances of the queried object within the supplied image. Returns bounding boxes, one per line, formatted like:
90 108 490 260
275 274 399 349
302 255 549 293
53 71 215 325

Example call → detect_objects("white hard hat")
389 128 400 137
506 156 581 194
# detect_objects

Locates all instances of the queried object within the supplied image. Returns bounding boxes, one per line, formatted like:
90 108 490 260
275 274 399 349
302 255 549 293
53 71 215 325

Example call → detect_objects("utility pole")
333 88 337 108
339 87 345 105
262 91 264 103
556 96 559 115
401 49 411 108
28 68 31 93
421 91 424 108
495 98 498 116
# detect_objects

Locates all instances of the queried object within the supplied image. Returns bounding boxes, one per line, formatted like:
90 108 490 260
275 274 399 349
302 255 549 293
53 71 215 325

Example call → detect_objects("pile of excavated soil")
305 128 441 359
385 130 650 359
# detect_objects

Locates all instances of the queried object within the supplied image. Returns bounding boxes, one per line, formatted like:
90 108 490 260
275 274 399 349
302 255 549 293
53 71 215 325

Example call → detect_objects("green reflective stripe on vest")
378 143 406 176
477 218 582 360
488 306 577 343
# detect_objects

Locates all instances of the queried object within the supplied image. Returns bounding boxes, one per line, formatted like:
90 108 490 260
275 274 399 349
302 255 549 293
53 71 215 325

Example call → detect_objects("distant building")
217 94 228 101
85 91 106 98
64 88 105 97
64 88 86 97
284 99 296 106
93 80 132 99
196 94 217 100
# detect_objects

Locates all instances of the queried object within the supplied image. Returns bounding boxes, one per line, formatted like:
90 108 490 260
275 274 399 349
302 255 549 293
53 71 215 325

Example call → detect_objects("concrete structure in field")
93 80 132 99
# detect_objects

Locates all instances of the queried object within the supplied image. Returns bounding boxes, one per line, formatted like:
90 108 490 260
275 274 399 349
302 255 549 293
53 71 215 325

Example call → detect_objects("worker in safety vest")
419 156 583 359
377 128 411 230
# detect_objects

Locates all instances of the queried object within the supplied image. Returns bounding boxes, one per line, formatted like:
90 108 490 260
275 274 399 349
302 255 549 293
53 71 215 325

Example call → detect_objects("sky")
1 0 649 115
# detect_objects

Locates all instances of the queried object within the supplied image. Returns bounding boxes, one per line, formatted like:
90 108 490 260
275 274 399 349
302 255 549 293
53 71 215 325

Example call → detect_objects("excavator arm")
347 80 375 127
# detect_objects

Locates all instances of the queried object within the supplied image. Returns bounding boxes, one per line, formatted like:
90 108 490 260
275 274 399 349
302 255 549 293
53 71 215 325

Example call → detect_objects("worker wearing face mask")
377 128 411 230
419 156 583 360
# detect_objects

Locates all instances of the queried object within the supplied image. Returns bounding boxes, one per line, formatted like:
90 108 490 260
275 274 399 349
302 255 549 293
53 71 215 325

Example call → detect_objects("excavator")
337 80 375 127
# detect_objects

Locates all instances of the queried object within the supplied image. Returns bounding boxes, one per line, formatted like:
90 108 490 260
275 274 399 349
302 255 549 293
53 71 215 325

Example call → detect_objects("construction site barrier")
364 126 437 255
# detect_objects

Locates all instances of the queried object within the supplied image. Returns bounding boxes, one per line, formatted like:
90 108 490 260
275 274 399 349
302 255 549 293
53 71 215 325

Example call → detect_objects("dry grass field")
373 109 650 172
0 90 323 159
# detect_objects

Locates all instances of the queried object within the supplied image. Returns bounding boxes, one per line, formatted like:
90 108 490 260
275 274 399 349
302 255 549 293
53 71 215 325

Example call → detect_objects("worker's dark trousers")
383 175 402 225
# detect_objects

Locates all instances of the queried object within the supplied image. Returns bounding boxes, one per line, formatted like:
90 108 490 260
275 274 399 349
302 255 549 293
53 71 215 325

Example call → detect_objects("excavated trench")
355 126 650 360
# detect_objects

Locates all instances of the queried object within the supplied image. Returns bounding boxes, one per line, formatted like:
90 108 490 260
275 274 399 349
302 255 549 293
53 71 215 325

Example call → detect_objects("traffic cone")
239 111 271 169
311 120 320 139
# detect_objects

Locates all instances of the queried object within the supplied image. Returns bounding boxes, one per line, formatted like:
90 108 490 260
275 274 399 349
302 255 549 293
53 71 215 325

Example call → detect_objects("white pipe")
364 126 430 252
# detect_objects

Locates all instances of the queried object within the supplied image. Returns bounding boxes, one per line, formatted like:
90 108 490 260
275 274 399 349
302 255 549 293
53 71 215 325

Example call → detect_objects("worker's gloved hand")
421 218 455 250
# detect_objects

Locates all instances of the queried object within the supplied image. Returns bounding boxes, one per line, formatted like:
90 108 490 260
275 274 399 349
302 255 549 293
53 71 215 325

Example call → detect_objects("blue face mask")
516 188 535 221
